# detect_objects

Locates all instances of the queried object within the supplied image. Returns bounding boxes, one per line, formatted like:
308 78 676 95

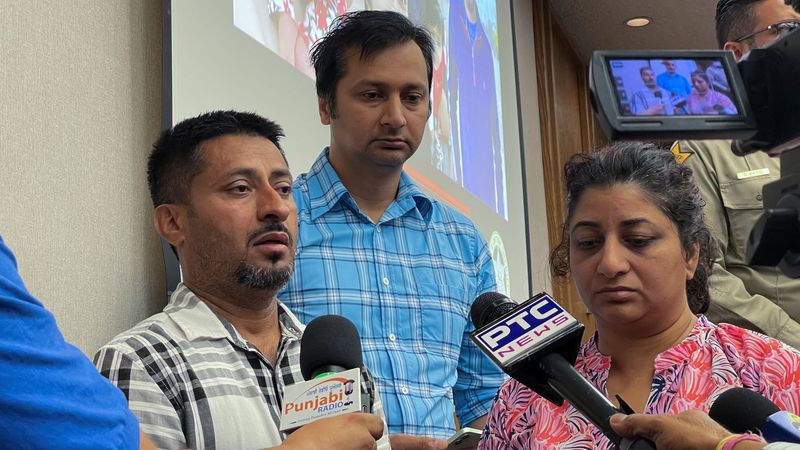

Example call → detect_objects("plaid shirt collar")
165 283 305 351
303 147 433 224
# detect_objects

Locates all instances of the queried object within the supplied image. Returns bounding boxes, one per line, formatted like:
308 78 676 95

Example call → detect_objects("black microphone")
300 314 364 380
709 387 800 443
709 387 779 434
470 292 655 450
279 315 372 431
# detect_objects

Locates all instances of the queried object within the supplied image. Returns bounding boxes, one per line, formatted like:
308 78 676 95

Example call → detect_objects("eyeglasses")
733 19 800 43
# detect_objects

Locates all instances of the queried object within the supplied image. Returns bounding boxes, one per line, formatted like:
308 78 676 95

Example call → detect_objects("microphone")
279 315 371 431
709 387 800 444
300 314 364 380
470 292 655 450
672 96 687 109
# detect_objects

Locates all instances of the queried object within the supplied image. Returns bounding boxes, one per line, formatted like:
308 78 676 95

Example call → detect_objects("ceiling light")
625 16 652 27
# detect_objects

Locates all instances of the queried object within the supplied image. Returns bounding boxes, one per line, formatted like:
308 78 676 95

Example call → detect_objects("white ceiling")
547 0 719 63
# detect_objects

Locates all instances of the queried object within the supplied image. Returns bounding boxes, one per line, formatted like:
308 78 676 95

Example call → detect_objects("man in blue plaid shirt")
279 10 506 450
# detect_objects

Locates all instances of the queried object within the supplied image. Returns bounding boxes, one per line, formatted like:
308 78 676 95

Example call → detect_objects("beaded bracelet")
715 433 766 450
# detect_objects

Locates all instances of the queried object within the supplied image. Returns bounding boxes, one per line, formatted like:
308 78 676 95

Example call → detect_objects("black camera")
588 29 800 276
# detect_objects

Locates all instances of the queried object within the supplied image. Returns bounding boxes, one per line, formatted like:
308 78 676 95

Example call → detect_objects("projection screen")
164 0 531 301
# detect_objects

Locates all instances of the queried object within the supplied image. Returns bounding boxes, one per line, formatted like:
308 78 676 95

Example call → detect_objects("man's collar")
303 148 353 221
165 283 304 345
303 147 433 223
397 171 433 223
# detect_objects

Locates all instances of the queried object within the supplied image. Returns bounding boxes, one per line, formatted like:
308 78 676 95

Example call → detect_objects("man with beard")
630 66 675 116
94 110 388 450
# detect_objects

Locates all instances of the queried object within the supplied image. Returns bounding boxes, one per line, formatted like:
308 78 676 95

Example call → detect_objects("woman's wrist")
715 433 766 450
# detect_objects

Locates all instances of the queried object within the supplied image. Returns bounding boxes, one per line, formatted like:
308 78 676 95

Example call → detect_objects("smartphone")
446 427 482 450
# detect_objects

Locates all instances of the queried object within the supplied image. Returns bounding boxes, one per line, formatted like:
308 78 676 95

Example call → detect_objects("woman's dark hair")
310 10 435 118
691 70 711 86
549 141 713 314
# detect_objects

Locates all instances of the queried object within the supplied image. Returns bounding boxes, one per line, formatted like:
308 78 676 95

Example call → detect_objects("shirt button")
401 386 409 395
382 277 390 286
389 333 396 342
376 226 382 233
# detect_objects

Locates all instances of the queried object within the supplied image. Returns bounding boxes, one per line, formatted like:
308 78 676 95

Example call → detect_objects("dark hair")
147 110 285 208
715 0 762 47
549 141 714 314
639 66 654 76
310 10 435 118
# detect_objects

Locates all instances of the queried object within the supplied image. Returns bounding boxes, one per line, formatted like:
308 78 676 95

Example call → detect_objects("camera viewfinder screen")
608 58 739 117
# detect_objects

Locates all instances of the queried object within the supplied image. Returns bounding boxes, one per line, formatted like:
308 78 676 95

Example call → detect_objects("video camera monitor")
590 50 757 141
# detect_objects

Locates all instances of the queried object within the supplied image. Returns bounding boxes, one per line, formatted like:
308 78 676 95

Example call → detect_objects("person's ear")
723 41 747 61
319 97 332 125
154 203 188 250
685 241 701 281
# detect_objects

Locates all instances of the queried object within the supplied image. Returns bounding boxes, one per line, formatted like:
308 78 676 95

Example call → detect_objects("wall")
0 0 165 355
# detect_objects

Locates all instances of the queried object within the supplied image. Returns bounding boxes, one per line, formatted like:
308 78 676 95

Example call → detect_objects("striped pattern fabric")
94 283 389 450
279 148 507 438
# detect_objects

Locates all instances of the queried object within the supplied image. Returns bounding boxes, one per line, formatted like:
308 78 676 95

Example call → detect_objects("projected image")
608 58 738 117
233 1 408 77
234 0 509 220
441 0 506 220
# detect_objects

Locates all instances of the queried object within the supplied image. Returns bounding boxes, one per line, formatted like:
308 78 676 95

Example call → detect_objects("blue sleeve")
656 74 668 91
0 235 140 450
453 234 507 426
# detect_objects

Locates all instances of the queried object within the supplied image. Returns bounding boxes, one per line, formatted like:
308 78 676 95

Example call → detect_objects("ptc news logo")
472 294 577 366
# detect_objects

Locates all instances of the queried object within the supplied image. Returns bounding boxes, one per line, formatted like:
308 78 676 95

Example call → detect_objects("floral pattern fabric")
478 316 800 449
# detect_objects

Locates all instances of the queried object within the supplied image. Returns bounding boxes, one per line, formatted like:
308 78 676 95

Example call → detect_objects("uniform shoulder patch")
671 141 693 164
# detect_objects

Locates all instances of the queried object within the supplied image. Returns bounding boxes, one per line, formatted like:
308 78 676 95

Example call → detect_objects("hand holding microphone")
609 388 800 449
609 411 735 450
278 315 383 448
279 412 384 450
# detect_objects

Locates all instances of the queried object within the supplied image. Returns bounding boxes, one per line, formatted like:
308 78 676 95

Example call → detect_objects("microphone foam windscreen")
300 315 363 381
709 387 780 433
471 291 517 328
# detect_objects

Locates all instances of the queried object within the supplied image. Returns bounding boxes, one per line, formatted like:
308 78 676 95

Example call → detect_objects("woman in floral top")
478 142 800 450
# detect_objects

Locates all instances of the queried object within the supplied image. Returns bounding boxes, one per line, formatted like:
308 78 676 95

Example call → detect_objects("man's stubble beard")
234 257 293 290
187 208 295 293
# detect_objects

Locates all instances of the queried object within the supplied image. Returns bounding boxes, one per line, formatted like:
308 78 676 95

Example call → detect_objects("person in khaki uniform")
680 140 800 347
678 0 800 348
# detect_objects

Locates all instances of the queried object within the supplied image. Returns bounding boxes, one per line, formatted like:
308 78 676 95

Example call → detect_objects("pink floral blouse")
478 316 800 449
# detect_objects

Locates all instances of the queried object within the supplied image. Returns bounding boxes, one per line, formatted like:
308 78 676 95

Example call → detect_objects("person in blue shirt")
278 10 506 450
657 60 693 99
0 234 153 450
